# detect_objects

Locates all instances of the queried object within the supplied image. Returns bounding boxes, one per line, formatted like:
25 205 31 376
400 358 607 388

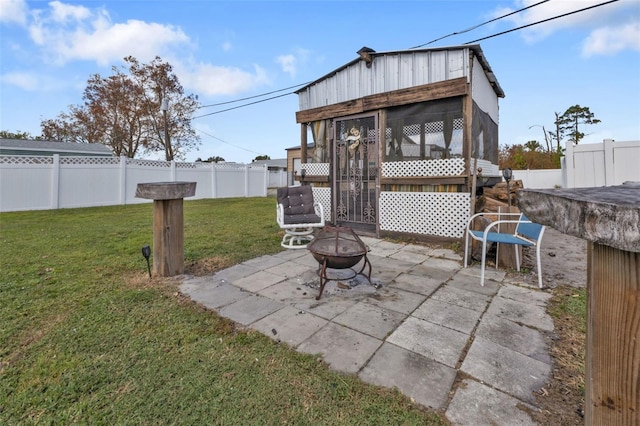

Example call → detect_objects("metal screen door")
333 114 378 233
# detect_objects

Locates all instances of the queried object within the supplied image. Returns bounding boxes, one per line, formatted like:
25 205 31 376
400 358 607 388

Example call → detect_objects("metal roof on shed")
295 44 504 98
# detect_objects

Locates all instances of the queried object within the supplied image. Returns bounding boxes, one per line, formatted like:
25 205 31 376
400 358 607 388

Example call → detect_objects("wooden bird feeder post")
519 183 640 425
135 182 196 277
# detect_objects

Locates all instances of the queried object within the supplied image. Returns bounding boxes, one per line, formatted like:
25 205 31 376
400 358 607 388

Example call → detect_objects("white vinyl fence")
0 155 270 212
2 140 638 213
565 139 640 188
504 139 639 190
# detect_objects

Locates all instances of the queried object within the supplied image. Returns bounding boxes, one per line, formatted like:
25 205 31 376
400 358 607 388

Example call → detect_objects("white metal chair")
464 212 546 288
276 185 325 249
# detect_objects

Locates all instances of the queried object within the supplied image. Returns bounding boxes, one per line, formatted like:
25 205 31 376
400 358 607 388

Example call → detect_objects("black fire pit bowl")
307 226 372 300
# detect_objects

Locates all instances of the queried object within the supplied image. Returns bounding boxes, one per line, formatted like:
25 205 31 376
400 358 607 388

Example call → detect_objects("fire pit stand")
307 226 372 300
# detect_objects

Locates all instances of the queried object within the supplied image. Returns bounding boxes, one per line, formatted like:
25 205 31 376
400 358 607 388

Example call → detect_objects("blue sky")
1 0 639 163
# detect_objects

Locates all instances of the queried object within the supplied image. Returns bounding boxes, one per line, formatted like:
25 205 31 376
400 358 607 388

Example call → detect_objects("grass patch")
533 286 586 424
0 198 446 424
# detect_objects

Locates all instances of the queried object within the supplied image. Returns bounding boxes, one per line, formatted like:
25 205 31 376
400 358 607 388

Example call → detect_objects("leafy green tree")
253 155 270 161
499 141 562 170
554 105 601 146
41 56 201 160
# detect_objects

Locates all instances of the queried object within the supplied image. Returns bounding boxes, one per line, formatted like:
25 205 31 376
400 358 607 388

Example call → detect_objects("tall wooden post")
586 242 639 424
136 182 196 277
519 184 640 425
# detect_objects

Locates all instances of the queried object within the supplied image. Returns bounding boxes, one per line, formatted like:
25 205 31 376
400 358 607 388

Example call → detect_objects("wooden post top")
135 181 197 201
518 182 640 253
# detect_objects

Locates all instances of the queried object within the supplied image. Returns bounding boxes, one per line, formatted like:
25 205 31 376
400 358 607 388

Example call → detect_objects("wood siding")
296 77 468 123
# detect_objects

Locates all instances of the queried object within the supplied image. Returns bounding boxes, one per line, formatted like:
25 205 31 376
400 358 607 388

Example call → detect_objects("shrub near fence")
0 155 269 212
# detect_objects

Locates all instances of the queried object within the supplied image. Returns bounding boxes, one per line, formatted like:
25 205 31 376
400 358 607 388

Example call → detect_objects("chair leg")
536 244 543 289
463 231 470 267
480 239 488 287
514 245 521 272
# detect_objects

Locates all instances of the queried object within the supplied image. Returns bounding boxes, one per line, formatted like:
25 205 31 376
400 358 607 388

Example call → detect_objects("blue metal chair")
464 212 546 288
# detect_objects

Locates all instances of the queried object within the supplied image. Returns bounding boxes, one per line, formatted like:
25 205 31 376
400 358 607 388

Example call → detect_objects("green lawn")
0 198 446 425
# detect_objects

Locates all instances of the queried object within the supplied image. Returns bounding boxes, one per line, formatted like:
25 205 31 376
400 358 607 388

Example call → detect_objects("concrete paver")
391 272 442 296
461 336 551 403
332 301 407 339
475 314 552 364
179 237 558 425
387 316 470 367
250 306 328 347
359 342 456 410
486 296 554 332
297 322 383 374
413 298 482 335
217 294 284 326
233 270 286 292
446 379 537 426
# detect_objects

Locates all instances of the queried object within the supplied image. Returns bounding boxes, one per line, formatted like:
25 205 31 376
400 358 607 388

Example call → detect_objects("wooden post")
586 242 640 424
153 198 185 276
497 205 521 269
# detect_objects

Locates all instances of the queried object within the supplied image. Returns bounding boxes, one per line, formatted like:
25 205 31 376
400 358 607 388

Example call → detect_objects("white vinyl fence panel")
566 139 640 188
0 155 268 212
503 139 639 190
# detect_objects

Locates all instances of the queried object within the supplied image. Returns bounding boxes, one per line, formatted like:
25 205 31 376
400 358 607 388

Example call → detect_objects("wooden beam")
296 77 468 123
301 123 307 166
297 175 330 183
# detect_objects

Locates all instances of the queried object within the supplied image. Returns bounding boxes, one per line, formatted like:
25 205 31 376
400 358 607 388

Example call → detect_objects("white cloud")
582 20 640 56
0 71 38 90
6 1 272 98
276 54 297 77
176 62 270 96
0 0 28 25
49 0 90 23
26 1 190 65
275 48 311 78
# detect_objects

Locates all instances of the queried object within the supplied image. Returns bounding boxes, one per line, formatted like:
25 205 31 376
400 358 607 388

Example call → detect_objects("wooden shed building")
294 44 504 240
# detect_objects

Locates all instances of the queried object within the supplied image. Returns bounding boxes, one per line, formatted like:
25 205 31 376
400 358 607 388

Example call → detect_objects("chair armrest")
466 211 522 232
313 202 325 225
276 203 285 227
481 219 532 238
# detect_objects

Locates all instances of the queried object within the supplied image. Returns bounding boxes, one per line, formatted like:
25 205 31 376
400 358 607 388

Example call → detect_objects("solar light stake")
502 168 513 207
141 245 151 278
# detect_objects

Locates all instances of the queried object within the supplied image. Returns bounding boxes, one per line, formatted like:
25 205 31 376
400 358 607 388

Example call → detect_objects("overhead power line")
198 81 311 109
465 0 619 44
193 91 295 119
195 127 266 156
410 0 550 49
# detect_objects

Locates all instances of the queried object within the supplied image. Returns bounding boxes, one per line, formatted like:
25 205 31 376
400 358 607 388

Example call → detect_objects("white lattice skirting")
379 192 470 238
312 187 332 222
381 158 465 177
302 163 330 176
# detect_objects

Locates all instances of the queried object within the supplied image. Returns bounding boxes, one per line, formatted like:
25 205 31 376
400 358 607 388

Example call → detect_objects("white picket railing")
0 155 270 212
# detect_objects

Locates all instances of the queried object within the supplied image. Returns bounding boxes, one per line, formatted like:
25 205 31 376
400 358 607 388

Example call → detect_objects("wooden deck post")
519 183 640 425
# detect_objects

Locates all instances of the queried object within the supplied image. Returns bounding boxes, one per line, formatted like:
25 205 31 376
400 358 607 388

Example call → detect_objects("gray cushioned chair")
276 185 325 249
